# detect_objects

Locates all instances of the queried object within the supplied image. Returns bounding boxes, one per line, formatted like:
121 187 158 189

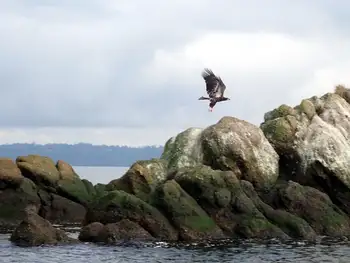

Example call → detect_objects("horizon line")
0 142 164 148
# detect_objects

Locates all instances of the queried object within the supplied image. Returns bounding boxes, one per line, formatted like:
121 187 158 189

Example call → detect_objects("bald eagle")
198 68 230 112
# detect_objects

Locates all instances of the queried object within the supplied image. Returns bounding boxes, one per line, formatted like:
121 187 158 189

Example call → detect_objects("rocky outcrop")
0 156 95 230
80 86 350 244
10 211 76 247
6 86 350 245
161 117 279 189
260 88 350 215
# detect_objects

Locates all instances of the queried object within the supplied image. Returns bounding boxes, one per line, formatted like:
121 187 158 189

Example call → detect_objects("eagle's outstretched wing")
201 68 226 98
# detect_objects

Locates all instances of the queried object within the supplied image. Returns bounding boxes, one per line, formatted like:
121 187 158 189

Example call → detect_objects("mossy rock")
82 179 95 196
155 179 225 240
264 104 297 122
240 180 316 240
105 158 167 203
93 183 106 197
56 177 91 206
16 155 60 188
299 99 316 120
171 165 240 209
277 181 350 237
260 115 297 152
84 190 178 241
0 178 40 226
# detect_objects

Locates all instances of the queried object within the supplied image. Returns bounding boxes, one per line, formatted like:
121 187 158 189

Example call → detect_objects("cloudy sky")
1 0 350 146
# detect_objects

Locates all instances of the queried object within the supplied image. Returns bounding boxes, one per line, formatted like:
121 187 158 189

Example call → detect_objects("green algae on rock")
105 158 167 203
155 179 225 241
84 189 178 241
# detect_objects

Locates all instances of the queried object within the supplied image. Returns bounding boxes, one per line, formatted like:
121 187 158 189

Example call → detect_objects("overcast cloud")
1 0 350 146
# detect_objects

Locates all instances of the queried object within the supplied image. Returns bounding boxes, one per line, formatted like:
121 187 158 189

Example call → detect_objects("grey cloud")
0 0 350 132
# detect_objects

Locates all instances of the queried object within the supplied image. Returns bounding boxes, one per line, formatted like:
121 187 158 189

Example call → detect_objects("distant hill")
0 143 164 167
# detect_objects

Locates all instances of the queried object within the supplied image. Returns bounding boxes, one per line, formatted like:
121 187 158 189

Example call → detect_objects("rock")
78 222 104 242
38 190 86 224
170 165 287 240
93 183 106 197
161 127 204 171
0 158 24 189
155 179 226 241
96 219 155 244
272 181 350 237
84 190 178 241
162 117 279 188
79 220 154 244
260 90 350 213
106 158 167 203
201 116 279 188
10 211 75 247
240 180 316 240
16 155 60 189
56 160 91 206
0 178 41 229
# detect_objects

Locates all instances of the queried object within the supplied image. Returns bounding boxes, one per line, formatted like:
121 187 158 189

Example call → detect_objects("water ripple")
1 234 350 263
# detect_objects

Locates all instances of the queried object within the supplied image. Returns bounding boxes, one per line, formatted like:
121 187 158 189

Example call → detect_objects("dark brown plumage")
198 68 230 111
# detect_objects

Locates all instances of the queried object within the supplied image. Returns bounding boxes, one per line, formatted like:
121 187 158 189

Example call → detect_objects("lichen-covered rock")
16 155 60 189
162 117 280 189
200 117 279 188
84 190 178 241
106 158 167 203
155 179 225 241
10 211 75 247
0 158 24 189
261 90 350 212
161 128 204 171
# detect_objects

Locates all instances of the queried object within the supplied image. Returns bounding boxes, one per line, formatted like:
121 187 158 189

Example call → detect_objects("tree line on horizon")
0 143 164 167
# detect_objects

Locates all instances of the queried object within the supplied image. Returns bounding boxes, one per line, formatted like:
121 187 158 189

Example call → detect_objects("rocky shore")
5 86 350 246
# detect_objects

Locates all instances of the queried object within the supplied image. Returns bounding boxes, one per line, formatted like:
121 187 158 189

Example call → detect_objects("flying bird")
198 68 230 112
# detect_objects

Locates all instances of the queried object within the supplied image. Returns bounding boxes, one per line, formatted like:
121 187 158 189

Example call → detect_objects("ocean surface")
1 166 350 263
